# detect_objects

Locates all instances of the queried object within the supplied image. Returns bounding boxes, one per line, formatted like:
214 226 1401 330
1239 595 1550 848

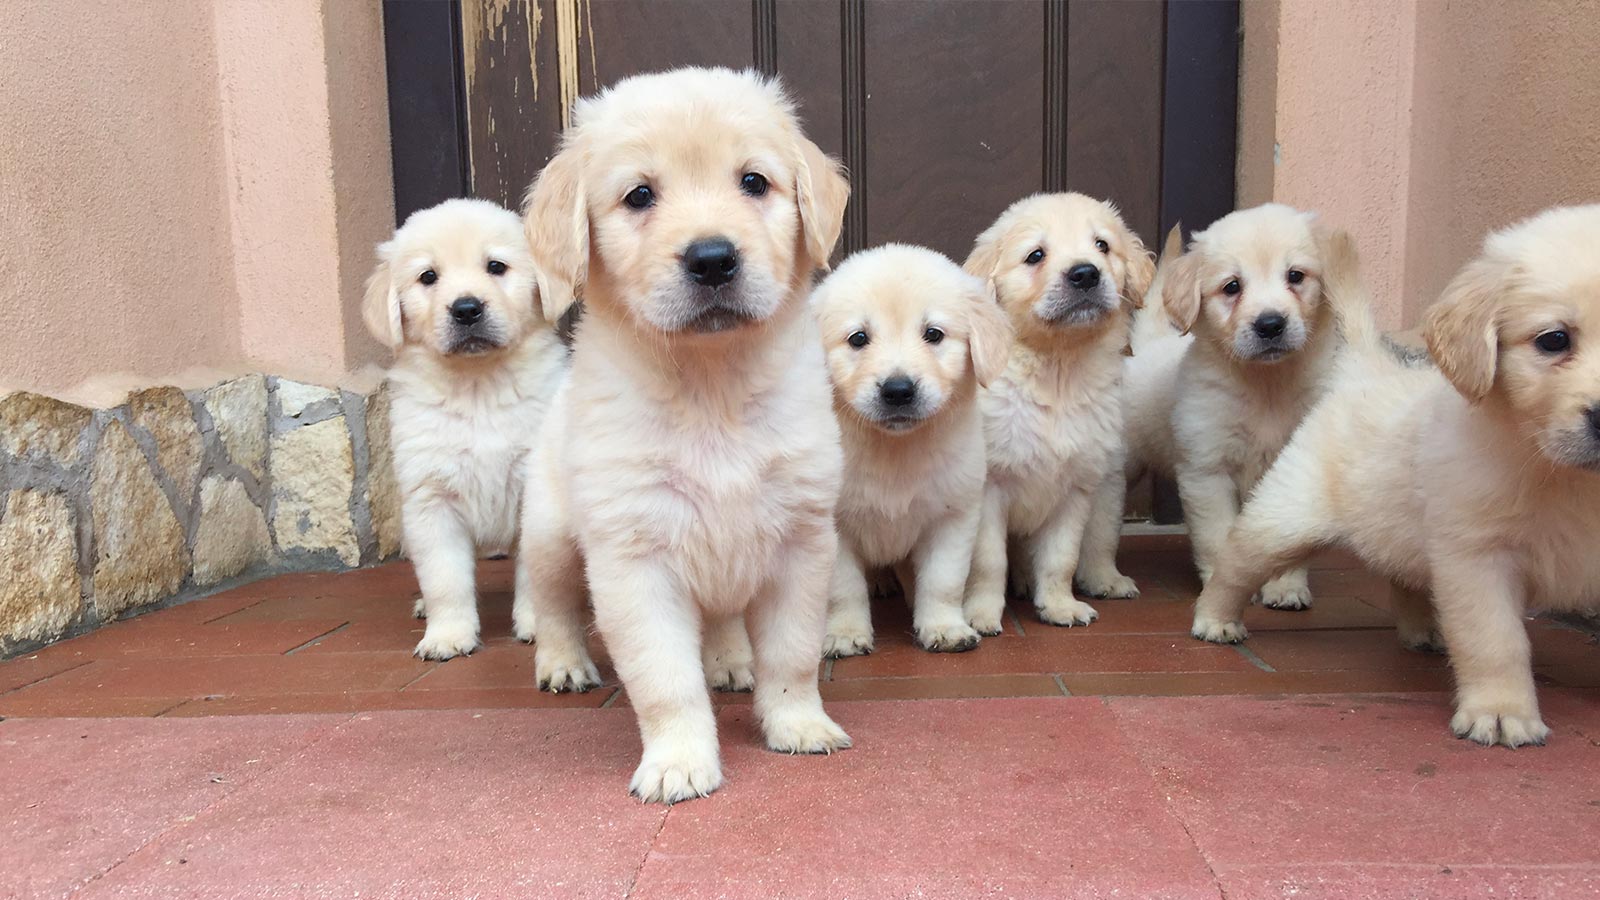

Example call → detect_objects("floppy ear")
1425 258 1504 402
964 224 1005 283
1122 231 1156 310
967 278 1014 388
1162 251 1205 335
795 137 850 271
523 147 589 324
362 242 403 349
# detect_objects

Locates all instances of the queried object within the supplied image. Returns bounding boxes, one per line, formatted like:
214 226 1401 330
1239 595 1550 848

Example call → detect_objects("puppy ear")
1122 230 1156 309
795 137 850 271
964 223 1005 283
523 147 589 324
1162 250 1205 335
1425 258 1503 402
362 242 403 349
967 278 1014 388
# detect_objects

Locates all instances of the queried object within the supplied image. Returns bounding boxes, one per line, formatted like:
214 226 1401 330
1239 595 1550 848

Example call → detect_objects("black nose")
450 296 484 325
879 377 918 408
1253 313 1288 340
1066 264 1101 289
683 238 740 287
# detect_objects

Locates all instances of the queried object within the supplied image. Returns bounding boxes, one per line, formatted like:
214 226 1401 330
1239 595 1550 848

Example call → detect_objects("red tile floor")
4 534 1600 897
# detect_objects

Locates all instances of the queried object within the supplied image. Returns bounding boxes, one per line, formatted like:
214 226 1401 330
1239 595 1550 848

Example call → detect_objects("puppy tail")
1320 228 1382 355
1129 224 1186 350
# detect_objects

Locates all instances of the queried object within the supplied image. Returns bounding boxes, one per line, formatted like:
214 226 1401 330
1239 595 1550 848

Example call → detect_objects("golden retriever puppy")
1077 226 1188 598
963 193 1155 632
517 68 852 803
362 198 565 659
811 244 1013 656
1192 207 1600 747
1162 204 1344 609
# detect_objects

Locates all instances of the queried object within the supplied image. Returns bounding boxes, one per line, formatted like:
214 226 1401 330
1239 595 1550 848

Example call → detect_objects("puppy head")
362 199 538 357
1164 203 1332 364
813 244 1011 433
964 193 1153 346
523 67 849 338
1425 205 1600 470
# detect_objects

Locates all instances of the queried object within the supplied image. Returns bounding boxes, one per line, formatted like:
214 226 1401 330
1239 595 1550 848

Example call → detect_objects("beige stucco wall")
0 1 393 404
1240 0 1600 328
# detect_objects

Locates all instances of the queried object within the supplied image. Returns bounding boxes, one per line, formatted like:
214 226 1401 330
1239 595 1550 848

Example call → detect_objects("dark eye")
1095 239 1110 253
419 269 438 286
1534 330 1571 354
1222 279 1241 296
1287 269 1305 285
923 326 945 345
487 260 507 276
623 185 654 210
740 172 769 197
847 331 869 349
1024 248 1045 265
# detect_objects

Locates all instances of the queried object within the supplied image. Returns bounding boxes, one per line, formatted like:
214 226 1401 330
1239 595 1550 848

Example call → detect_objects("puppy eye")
1222 279 1241 296
623 185 654 210
1534 330 1571 354
1287 269 1305 285
419 269 438 286
1024 248 1045 265
487 260 507 276
740 172 769 197
847 331 870 349
1095 239 1110 254
923 327 945 345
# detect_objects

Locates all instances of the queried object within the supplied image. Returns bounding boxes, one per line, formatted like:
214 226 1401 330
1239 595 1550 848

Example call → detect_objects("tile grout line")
282 622 351 656
0 660 95 697
1007 606 1028 637
599 688 622 709
1051 673 1071 697
621 805 673 899
1233 644 1277 673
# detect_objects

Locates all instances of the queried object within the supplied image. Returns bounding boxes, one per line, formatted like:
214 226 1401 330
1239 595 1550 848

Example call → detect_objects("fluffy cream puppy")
811 244 1013 657
1076 226 1188 598
517 68 852 803
963 193 1154 632
1162 204 1344 609
1194 207 1600 748
362 198 565 659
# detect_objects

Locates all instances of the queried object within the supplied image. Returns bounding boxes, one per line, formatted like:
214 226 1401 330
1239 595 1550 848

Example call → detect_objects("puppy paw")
915 621 981 653
630 746 723 804
1191 615 1248 644
413 621 481 660
1075 571 1141 600
1452 704 1550 748
1398 626 1446 654
1036 597 1100 627
822 625 875 659
411 596 426 619
1260 581 1313 611
964 596 1007 637
764 709 853 755
706 661 756 692
535 647 602 693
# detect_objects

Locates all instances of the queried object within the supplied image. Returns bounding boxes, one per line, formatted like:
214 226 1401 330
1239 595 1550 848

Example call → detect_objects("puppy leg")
963 486 1010 636
1031 490 1100 627
1432 556 1548 748
1176 464 1238 585
589 555 722 803
1192 457 1331 643
1259 566 1314 611
703 614 756 692
1075 468 1140 600
511 547 536 642
909 509 982 652
1391 582 1443 652
751 525 851 756
522 485 600 692
823 540 875 658
406 499 482 660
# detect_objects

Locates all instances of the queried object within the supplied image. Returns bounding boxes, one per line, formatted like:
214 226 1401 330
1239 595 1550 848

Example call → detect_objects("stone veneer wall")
0 376 400 655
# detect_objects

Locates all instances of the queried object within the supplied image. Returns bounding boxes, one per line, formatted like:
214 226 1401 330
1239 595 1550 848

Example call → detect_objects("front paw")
706 661 755 692
1398 625 1446 654
1075 571 1141 600
964 595 1007 636
535 646 602 693
1191 615 1248 644
413 620 481 660
764 709 853 755
1259 578 1313 610
630 744 723 804
1452 703 1550 748
1036 596 1099 627
916 620 981 653
822 623 875 658
411 596 426 619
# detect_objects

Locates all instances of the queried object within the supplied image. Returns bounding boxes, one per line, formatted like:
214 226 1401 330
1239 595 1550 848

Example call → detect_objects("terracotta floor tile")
291 618 427 654
210 592 415 624
1244 628 1451 672
822 674 1064 701
1061 668 1455 697
4 653 434 703
0 651 89 694
0 694 187 717
119 590 271 625
831 632 1257 679
162 686 617 716
403 639 615 692
38 618 348 658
